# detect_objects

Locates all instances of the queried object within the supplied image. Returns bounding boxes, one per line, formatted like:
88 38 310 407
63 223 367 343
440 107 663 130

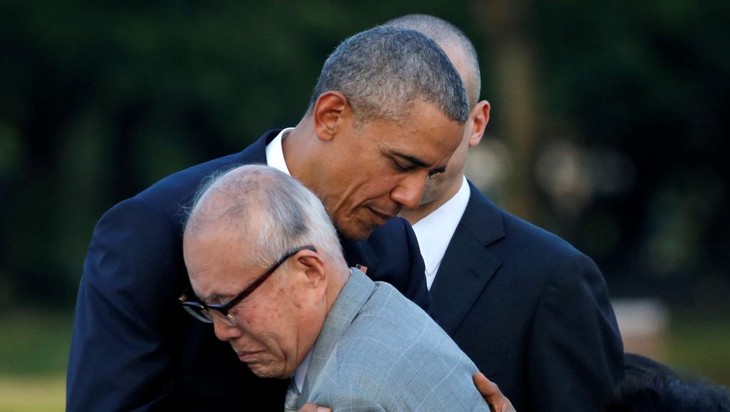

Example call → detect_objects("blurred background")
1 0 728 410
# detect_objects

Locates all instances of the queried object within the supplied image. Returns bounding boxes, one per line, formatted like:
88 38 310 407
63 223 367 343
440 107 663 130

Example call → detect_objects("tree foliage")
0 0 727 309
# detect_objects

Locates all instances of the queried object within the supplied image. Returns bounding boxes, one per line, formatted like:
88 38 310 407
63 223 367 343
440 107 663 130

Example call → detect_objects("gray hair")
309 25 468 123
185 164 346 269
382 14 482 107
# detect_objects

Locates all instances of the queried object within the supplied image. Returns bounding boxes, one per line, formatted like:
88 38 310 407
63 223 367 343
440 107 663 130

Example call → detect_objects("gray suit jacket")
298 269 489 411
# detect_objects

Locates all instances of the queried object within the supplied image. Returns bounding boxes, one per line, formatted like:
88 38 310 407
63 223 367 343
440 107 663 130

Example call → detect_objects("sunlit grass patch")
0 375 65 412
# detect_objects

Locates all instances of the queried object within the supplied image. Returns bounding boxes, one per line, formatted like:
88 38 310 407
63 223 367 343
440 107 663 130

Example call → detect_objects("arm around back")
67 197 184 411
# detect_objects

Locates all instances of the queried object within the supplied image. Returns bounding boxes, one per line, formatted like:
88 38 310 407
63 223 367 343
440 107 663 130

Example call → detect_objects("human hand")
473 372 516 412
299 403 331 412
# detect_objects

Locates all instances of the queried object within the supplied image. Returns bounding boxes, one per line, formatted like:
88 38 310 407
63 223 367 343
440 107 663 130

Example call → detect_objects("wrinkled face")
318 100 464 240
183 228 324 379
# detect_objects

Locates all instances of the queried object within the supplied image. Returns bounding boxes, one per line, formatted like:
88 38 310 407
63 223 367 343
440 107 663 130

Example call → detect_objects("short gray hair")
185 164 346 269
383 14 482 106
309 26 468 123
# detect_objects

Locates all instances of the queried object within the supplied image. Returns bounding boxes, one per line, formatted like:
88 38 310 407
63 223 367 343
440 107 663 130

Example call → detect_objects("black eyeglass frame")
178 245 317 325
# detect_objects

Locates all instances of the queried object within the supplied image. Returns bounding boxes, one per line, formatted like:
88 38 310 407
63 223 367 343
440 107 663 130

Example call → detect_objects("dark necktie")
284 378 300 412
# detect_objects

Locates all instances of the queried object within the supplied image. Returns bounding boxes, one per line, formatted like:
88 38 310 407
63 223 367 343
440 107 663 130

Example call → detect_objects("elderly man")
181 164 490 411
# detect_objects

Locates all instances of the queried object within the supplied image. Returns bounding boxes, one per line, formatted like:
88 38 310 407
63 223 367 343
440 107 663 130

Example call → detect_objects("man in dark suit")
391 14 625 411
67 27 471 411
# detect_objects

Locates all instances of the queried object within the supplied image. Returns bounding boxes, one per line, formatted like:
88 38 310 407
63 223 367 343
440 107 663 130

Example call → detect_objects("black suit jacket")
429 180 624 412
66 129 429 411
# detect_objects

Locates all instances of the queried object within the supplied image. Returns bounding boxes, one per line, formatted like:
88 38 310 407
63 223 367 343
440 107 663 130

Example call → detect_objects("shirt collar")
265 127 295 174
292 350 312 393
411 177 470 289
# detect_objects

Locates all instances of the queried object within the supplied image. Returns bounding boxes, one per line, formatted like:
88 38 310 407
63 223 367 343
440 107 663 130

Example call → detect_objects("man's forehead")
192 272 247 304
366 104 463 165
391 131 459 162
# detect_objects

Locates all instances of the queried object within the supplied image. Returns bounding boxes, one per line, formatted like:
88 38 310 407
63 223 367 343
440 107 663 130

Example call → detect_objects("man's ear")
312 91 349 142
292 250 327 288
468 100 491 147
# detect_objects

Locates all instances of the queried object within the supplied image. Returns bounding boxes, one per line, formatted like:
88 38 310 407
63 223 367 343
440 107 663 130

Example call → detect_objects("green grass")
0 311 72 376
0 309 727 411
0 311 72 412
0 376 65 412
665 311 730 387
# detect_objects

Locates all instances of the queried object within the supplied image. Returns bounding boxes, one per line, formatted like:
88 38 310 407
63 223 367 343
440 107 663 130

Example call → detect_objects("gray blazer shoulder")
301 269 489 411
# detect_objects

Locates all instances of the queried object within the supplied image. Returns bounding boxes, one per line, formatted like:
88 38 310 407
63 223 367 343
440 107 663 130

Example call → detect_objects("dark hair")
606 353 730 412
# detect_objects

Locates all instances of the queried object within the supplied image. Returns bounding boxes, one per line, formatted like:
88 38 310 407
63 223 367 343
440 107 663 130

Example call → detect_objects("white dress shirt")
265 127 294 175
411 176 470 289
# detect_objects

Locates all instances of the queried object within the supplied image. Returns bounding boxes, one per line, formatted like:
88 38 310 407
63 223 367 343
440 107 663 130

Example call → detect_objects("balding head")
184 164 346 272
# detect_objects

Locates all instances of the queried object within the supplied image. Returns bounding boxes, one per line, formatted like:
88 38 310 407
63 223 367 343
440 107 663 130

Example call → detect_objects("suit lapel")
429 182 505 335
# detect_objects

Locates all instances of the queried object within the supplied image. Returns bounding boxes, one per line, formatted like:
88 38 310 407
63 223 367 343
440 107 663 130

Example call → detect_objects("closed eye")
388 152 445 178
391 158 416 172
390 153 428 172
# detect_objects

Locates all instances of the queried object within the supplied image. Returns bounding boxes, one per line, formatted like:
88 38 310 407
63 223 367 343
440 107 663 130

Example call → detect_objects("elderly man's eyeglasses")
178 245 316 327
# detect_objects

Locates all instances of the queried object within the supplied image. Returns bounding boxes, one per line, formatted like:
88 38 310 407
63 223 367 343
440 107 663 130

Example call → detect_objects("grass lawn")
0 375 65 412
0 308 727 411
666 311 730 387
0 311 71 412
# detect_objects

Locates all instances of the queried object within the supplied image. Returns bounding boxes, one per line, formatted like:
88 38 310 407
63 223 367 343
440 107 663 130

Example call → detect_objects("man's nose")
213 317 242 342
390 172 427 210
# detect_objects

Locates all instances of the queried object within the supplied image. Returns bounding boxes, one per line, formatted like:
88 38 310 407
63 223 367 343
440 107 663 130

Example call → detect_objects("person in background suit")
67 26 482 411
181 164 491 411
390 14 625 411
